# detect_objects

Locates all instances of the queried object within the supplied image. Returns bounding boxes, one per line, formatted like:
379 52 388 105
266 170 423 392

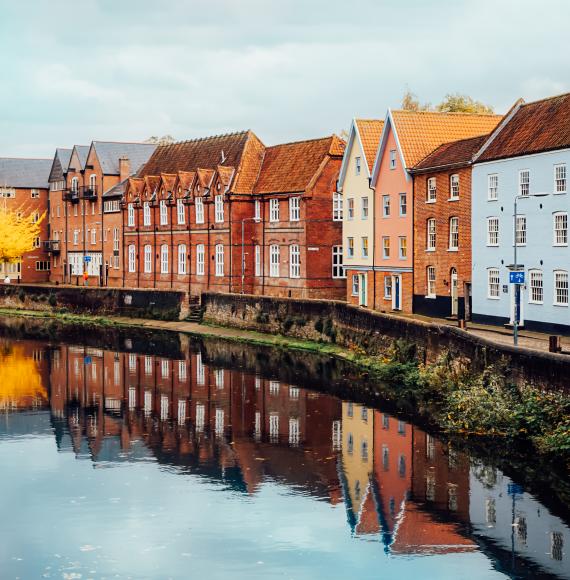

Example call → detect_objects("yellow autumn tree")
0 203 45 271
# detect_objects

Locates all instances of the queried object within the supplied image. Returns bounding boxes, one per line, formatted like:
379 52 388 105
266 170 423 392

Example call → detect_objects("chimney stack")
119 156 131 183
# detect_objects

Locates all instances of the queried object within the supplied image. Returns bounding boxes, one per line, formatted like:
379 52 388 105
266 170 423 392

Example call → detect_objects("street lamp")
241 217 261 294
511 191 549 346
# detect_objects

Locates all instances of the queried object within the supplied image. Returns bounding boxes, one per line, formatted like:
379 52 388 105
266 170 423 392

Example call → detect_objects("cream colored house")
337 119 384 307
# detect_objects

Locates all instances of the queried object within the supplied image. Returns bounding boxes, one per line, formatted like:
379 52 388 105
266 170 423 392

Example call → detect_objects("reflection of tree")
471 459 498 489
0 343 46 410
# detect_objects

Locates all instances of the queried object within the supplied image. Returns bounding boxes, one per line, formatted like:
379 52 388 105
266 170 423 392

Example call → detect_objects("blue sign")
509 271 525 284
84 356 92 365
508 483 524 496
84 255 91 263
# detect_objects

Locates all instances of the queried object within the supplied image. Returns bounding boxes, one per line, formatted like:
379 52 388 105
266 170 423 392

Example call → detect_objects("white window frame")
554 270 569 306
351 274 359 296
361 196 369 220
128 244 136 273
269 244 280 277
515 215 527 246
554 164 567 194
254 244 261 276
553 212 568 246
487 268 500 299
178 244 187 275
269 198 279 222
486 173 499 201
177 199 185 225
449 217 459 251
389 149 397 170
487 217 499 246
195 197 204 224
519 169 530 197
450 174 460 200
332 245 345 279
384 275 392 298
160 244 169 274
254 199 261 221
289 244 300 278
127 203 135 227
289 196 300 222
160 199 168 225
399 192 407 216
196 244 205 276
529 269 543 304
215 195 224 223
361 236 368 258
427 266 436 298
215 244 224 276
398 236 407 260
426 218 436 251
144 244 152 273
143 201 151 226
355 156 361 175
382 195 390 217
347 198 354 220
427 177 437 202
382 236 390 259
332 192 343 221
347 237 354 258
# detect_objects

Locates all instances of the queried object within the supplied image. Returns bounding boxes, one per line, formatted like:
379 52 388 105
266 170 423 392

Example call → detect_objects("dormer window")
160 199 168 225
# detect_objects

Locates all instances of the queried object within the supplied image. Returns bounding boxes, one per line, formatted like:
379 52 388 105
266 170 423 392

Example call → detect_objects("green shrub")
17 288 25 302
48 294 57 307
255 312 269 324
314 318 324 333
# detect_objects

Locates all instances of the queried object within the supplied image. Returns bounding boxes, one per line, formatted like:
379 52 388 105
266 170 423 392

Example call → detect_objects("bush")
17 289 25 302
255 312 269 324
314 318 324 333
48 293 57 307
282 317 294 333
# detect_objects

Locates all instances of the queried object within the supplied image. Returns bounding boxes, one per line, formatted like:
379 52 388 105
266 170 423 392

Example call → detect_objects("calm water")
0 329 569 580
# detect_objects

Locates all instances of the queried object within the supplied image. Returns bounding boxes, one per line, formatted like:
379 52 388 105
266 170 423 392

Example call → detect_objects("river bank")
1 306 569 469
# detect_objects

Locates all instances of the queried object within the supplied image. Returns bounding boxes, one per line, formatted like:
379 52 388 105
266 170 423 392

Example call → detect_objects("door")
392 275 401 310
510 284 525 326
359 274 367 307
450 268 458 317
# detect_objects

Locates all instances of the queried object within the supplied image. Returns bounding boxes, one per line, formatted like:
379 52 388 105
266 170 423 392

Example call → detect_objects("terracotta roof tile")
413 134 488 171
391 110 502 168
159 173 177 192
253 135 345 194
175 171 196 192
478 93 570 162
355 119 384 172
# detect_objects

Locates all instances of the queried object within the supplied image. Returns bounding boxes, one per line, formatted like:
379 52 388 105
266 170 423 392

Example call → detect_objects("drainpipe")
369 176 376 310
170 197 174 289
228 195 232 293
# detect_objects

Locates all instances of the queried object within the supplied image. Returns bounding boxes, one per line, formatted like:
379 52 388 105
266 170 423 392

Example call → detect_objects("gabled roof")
139 131 265 194
48 148 73 183
0 158 52 189
338 119 384 188
74 145 90 169
476 93 570 162
102 177 129 198
91 141 157 175
253 135 344 194
412 134 489 172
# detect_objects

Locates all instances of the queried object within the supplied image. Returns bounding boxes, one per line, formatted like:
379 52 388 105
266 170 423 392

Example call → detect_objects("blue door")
394 276 400 310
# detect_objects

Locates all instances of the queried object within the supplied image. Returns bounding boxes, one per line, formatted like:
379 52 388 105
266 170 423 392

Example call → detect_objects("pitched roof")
477 93 570 162
390 110 502 168
102 178 129 198
355 119 384 172
253 135 345 194
48 148 73 183
0 158 52 189
139 131 264 194
92 141 157 175
74 145 90 169
413 134 489 172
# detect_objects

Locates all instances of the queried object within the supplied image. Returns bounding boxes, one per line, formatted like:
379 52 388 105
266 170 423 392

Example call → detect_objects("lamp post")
241 217 260 294
512 192 549 346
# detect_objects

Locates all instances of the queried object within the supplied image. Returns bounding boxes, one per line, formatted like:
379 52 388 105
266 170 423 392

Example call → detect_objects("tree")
401 89 431 112
436 93 494 114
145 135 176 145
0 204 45 273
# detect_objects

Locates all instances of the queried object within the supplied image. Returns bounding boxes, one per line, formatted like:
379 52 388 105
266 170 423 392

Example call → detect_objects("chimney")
119 156 131 182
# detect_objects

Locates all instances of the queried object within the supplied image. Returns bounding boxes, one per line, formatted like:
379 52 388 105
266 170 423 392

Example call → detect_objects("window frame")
427 177 437 203
347 237 354 258
178 244 187 275
488 174 498 200
361 236 369 259
177 199 185 225
553 212 568 246
528 269 543 304
128 244 136 273
519 169 530 197
426 218 436 251
382 195 390 217
195 197 204 224
332 192 343 221
269 198 279 222
332 245 345 279
159 199 168 225
382 236 390 259
487 268 500 299
554 163 567 194
214 194 224 223
554 270 569 306
289 196 300 222
399 192 407 216
269 244 280 277
361 196 369 220
215 244 224 277
487 217 499 246
144 244 152 273
426 266 436 298
515 215 527 246
448 216 459 251
449 174 460 200
289 244 300 278
196 244 205 276
160 244 169 274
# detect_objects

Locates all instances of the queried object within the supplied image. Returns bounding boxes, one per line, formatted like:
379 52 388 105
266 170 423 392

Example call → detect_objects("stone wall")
0 284 186 320
201 292 570 393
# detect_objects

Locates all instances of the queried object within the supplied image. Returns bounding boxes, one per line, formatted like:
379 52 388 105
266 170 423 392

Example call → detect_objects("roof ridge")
266 135 335 149
92 140 157 145
392 109 501 118
520 91 570 107
164 130 250 147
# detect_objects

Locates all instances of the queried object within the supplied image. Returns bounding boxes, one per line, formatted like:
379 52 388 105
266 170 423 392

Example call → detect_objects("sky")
1 0 569 158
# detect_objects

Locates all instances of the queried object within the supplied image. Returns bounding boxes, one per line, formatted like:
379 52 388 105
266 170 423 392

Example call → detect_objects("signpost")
509 271 525 285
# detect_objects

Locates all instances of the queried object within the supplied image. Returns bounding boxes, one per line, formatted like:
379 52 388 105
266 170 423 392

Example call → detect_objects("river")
0 322 568 579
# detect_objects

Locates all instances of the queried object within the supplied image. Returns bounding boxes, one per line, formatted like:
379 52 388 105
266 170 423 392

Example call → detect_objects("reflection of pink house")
370 110 502 312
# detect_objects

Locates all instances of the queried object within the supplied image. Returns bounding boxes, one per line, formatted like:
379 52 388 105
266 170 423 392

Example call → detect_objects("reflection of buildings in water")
470 465 570 578
2 338 569 576
0 341 49 411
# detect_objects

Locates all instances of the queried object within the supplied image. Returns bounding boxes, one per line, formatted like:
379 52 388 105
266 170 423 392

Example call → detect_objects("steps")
185 297 204 323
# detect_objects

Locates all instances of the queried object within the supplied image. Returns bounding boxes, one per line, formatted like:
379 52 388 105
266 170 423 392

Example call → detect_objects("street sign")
84 356 92 365
84 255 92 263
509 271 525 284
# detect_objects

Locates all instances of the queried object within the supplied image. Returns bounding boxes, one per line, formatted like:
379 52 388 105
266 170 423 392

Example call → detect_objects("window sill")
486 244 499 248
528 301 544 305
487 198 498 202
448 197 460 202
447 248 459 252
553 244 568 247
487 296 500 300
425 249 436 253
553 303 569 307
553 191 567 195
425 295 436 299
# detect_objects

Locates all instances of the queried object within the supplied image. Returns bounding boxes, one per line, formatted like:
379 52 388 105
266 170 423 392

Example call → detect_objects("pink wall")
373 125 413 270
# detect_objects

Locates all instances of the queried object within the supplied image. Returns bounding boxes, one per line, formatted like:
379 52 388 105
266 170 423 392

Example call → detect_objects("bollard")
458 318 467 330
549 335 562 353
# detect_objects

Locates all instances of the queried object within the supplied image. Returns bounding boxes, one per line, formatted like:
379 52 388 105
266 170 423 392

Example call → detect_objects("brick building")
47 141 156 286
0 157 52 282
123 131 346 299
411 134 491 320
369 111 501 313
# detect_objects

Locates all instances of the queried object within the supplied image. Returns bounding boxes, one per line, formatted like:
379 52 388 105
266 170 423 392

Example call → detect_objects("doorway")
450 268 458 317
359 273 367 307
392 274 402 311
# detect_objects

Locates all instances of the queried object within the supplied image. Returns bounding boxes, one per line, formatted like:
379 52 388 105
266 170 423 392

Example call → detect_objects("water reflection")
1 337 569 579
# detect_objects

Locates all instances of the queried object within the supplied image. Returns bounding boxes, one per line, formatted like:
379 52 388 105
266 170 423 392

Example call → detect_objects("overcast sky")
1 0 569 158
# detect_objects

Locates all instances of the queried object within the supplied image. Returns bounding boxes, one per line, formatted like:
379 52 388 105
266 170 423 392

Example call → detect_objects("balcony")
43 240 61 254
80 185 98 200
63 189 80 203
